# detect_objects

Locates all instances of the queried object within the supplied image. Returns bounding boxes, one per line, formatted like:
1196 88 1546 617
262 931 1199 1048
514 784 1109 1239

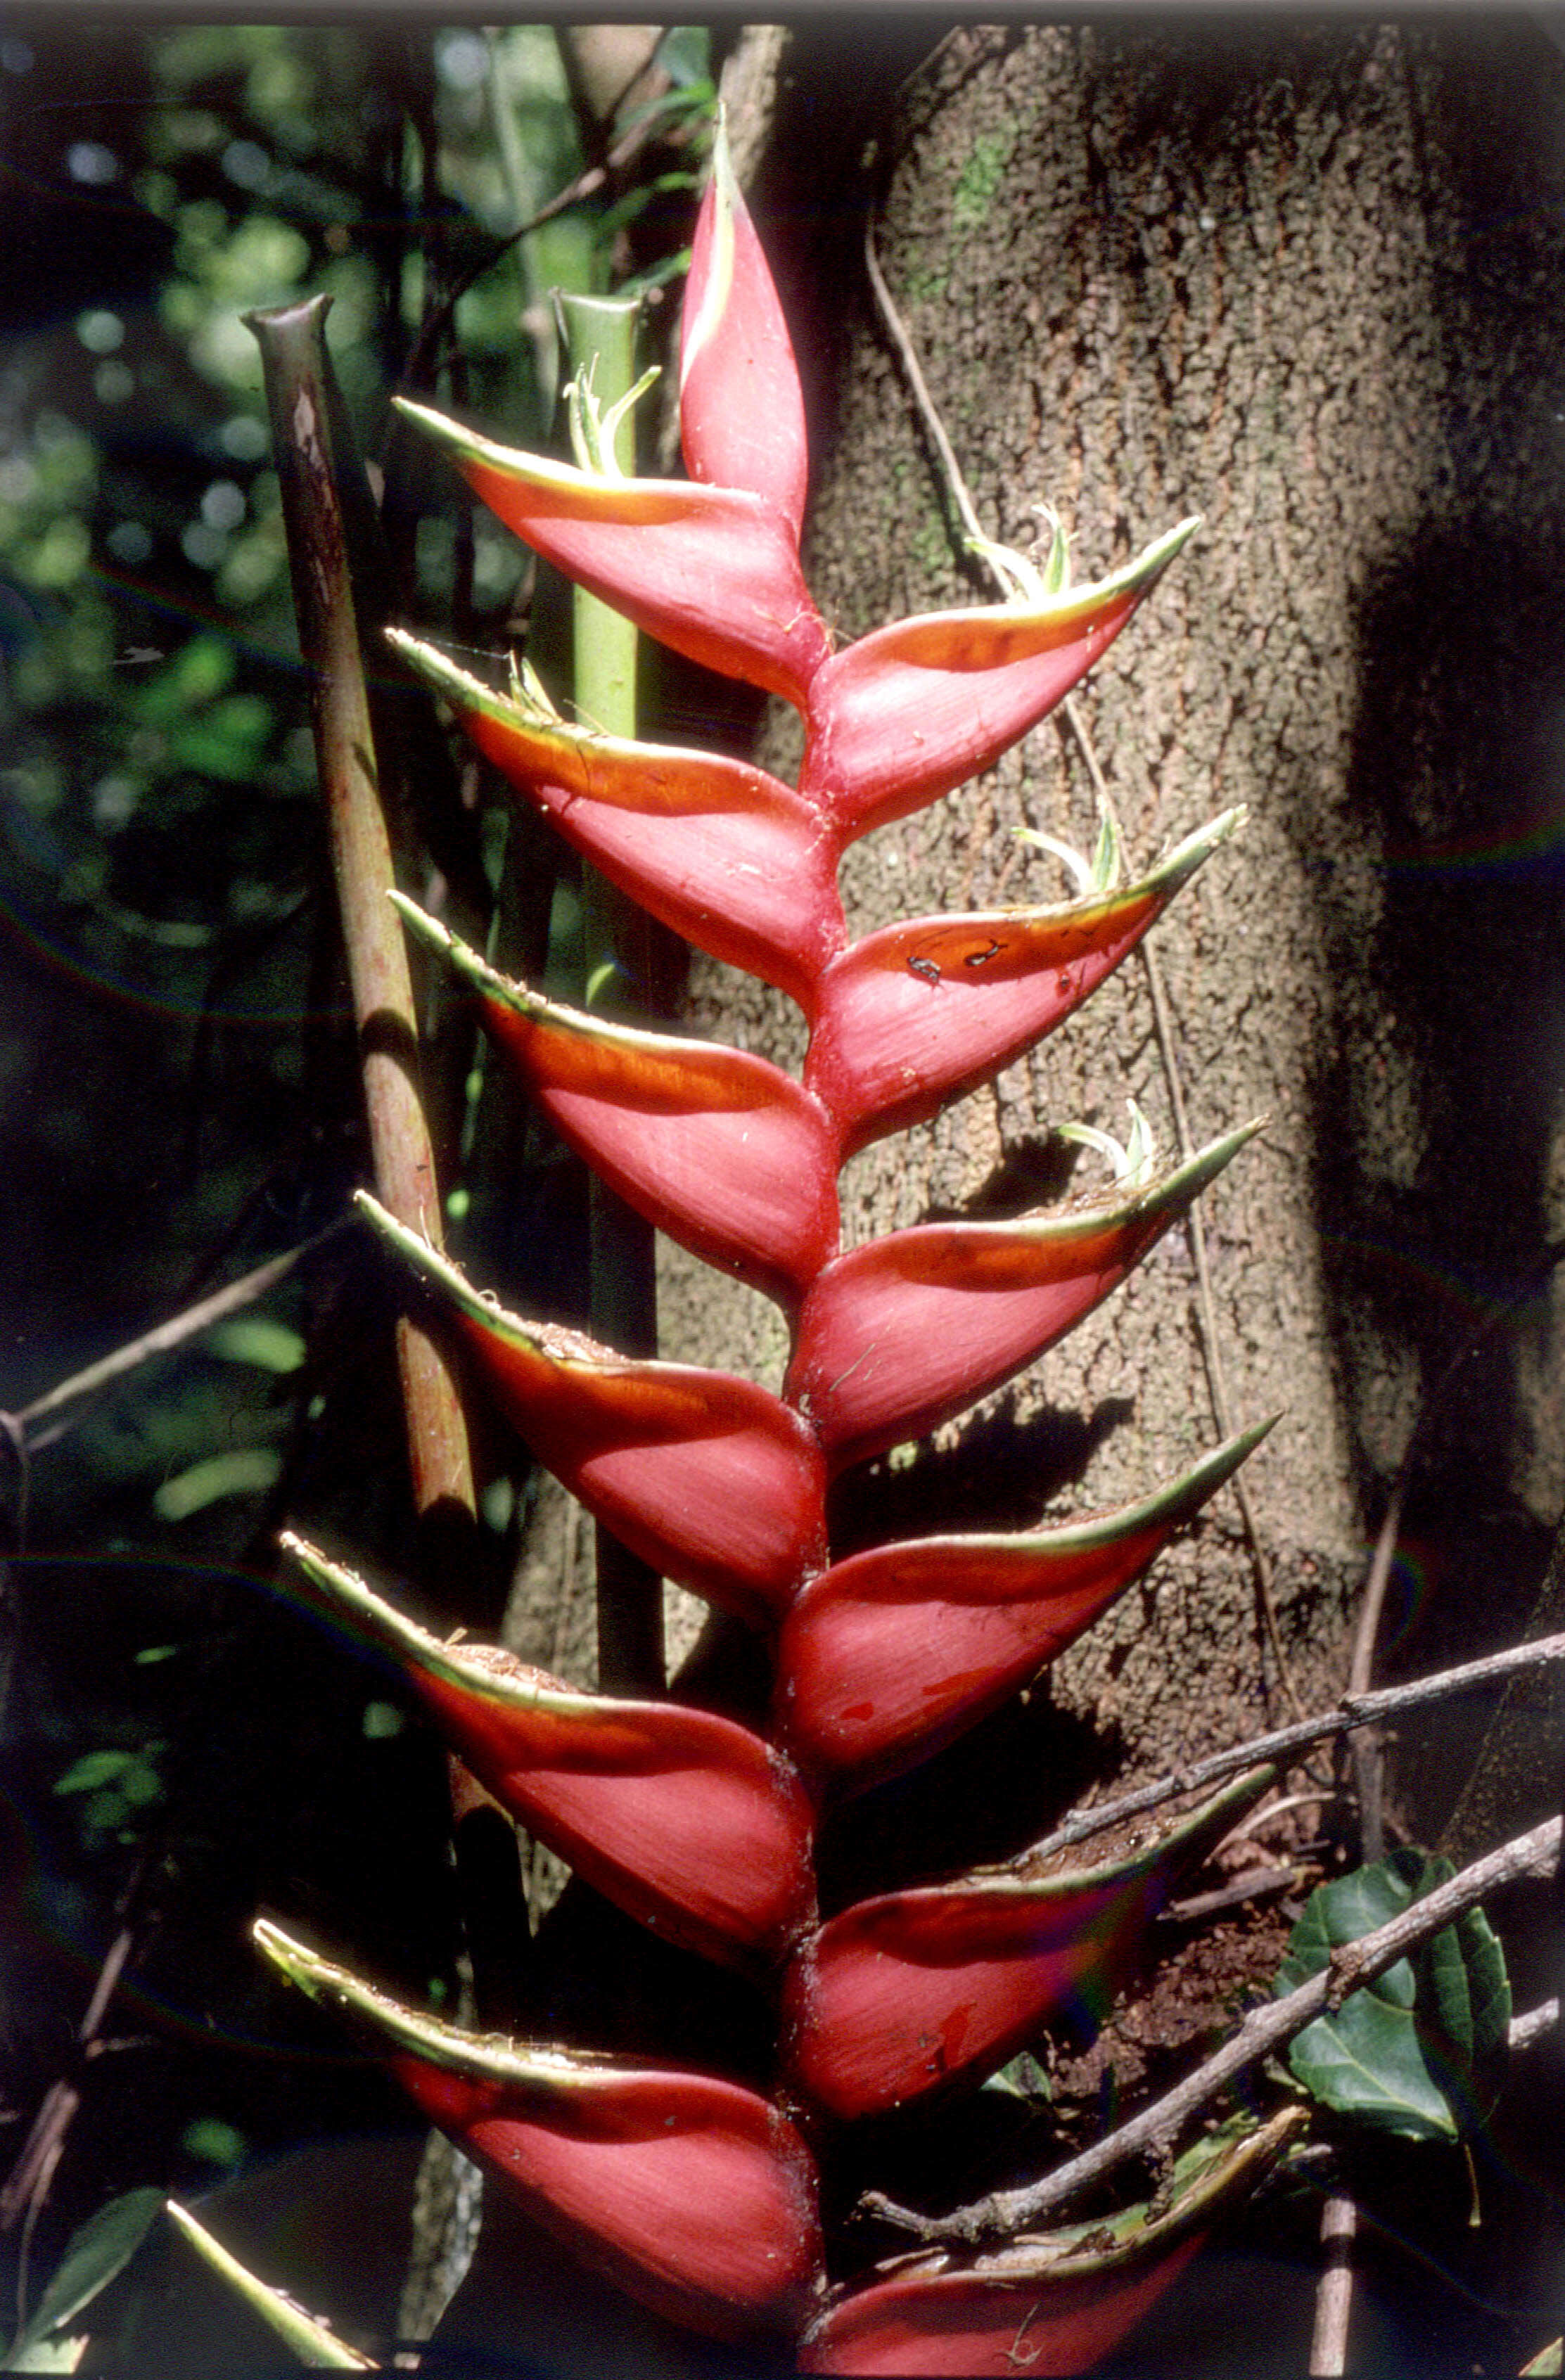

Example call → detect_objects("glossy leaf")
283 1536 817 1973
786 1123 1261 1471
781 1769 1273 2118
800 520 1198 837
388 632 845 1006
1275 1849 1512 2140
805 811 1244 1153
357 1196 827 1624
252 1924 824 2344
775 1420 1276 1790
680 117 808 535
394 398 831 706
799 2111 1302 2374
395 897 840 1309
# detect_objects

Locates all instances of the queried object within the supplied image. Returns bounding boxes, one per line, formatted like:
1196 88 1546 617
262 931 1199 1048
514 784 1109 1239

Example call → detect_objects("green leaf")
2 2188 164 2368
205 1316 306 1374
981 2049 1052 2104
53 1750 134 1796
153 1447 281 1521
1275 1849 1512 2139
4 2335 87 2373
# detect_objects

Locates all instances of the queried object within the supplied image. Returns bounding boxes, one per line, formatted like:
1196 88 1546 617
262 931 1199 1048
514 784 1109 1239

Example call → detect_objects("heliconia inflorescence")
255 121 1291 2371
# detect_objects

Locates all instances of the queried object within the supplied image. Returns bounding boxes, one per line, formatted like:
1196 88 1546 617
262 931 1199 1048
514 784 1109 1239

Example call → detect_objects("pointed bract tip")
391 392 476 463
1174 1114 1266 1195
388 886 456 959
253 1914 329 2000
1118 511 1201 595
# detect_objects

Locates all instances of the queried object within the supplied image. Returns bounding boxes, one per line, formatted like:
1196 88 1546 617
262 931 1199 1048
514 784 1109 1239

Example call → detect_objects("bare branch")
1031 1628 1565 1862
8 1221 351 1451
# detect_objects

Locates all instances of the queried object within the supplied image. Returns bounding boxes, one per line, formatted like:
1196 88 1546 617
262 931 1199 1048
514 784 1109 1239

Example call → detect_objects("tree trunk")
658 16 1565 1838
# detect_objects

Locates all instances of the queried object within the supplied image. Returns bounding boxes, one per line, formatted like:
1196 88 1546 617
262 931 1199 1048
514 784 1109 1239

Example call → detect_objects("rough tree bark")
650 15 1565 1850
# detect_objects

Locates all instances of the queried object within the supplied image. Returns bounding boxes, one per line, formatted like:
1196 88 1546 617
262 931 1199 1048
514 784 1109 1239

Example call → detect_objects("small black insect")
907 954 941 985
963 940 1002 969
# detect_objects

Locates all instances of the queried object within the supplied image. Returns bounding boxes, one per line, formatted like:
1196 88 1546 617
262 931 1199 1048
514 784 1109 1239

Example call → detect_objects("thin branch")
862 1812 1561 2246
864 213 1302 1720
6 1220 352 1451
1030 1627 1565 1862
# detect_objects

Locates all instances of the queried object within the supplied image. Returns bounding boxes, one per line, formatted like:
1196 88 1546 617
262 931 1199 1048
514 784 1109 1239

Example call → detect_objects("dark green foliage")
1275 1849 1512 2140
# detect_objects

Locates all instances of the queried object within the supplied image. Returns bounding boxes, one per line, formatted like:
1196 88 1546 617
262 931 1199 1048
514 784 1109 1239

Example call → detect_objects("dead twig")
1 1917 136 2326
1310 2194 1358 2376
1030 1626 1565 1862
5 1220 352 1458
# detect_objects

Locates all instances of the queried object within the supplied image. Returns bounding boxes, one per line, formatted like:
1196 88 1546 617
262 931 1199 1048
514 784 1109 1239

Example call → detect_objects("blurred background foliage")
0 11 717 2320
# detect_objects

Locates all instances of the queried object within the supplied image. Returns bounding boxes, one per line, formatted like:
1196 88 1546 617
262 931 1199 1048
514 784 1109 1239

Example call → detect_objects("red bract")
801 520 1198 836
779 1771 1272 2119
394 895 840 1310
282 1536 817 1973
387 629 845 1006
680 122 809 534
357 1195 827 1625
805 810 1244 1153
774 1420 1277 1791
800 2239 1203 2376
786 1125 1260 1469
393 398 831 706
253 1924 825 2343
253 116 1286 2378
798 2113 1304 2375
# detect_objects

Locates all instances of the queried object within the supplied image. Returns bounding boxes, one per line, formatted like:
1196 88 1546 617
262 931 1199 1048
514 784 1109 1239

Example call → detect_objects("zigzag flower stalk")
256 123 1287 2371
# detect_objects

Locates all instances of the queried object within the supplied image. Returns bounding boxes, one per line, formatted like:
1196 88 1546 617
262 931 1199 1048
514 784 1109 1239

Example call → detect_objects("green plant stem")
556 289 663 1696
245 297 475 1546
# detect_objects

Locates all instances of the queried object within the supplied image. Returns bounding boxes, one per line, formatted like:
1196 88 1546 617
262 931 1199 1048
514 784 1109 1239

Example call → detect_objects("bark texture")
654 17 1565 1831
